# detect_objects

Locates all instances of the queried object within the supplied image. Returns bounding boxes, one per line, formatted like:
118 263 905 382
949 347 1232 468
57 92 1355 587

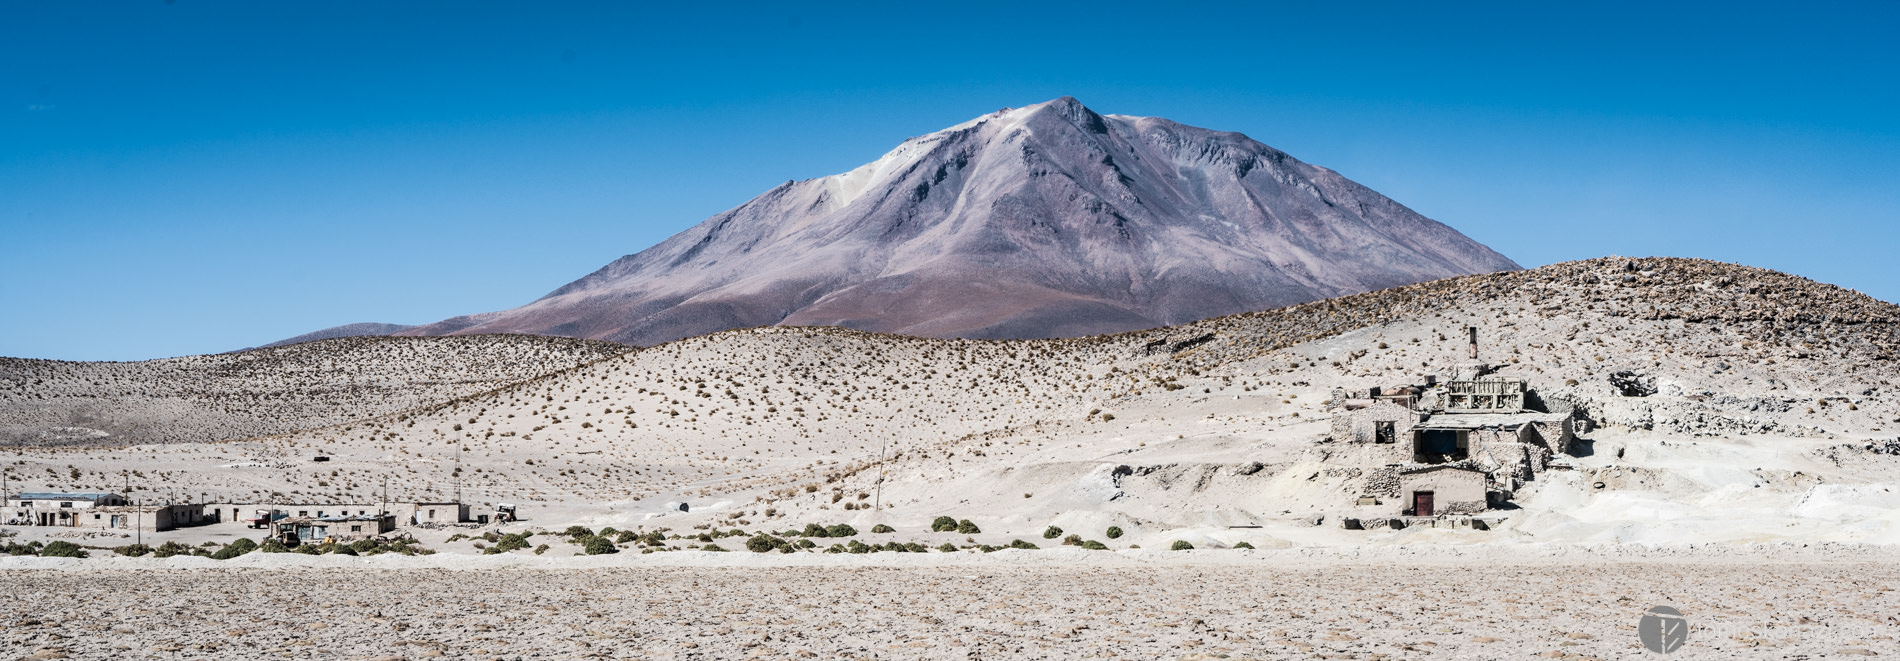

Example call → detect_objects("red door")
1414 491 1434 517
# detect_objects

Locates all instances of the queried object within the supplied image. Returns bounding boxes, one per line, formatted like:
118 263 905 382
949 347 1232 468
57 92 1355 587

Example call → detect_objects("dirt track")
5 561 1894 660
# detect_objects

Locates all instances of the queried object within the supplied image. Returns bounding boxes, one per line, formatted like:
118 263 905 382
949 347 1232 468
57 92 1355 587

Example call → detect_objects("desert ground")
5 547 1897 660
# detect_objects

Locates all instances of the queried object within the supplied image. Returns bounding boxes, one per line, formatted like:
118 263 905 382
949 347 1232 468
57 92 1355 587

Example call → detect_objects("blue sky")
5 2 1897 361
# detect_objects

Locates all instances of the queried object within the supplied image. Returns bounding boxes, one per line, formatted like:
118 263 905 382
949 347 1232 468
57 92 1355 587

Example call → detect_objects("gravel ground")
4 560 1895 660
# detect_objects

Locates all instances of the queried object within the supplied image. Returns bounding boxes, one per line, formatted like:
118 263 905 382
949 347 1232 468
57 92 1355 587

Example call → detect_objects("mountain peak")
395 101 1518 346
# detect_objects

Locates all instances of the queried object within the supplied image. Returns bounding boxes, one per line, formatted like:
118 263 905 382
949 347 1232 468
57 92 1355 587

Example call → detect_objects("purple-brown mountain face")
399 97 1519 345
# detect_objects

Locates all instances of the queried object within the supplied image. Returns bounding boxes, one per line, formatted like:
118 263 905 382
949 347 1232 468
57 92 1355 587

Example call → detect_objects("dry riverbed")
4 554 1895 660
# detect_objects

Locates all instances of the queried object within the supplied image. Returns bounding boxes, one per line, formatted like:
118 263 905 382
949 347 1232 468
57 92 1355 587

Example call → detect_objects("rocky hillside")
11 258 1898 548
394 96 1516 346
256 322 419 349
0 335 630 446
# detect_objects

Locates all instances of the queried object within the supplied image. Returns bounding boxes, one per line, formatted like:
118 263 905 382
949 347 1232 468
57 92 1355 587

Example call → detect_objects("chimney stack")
1467 326 1478 359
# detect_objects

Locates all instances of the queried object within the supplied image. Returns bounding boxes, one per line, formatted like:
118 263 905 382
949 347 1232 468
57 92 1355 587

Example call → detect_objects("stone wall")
1362 466 1400 498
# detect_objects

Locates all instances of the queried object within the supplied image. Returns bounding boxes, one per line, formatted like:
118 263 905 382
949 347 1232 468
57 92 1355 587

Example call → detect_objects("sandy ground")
4 548 1896 660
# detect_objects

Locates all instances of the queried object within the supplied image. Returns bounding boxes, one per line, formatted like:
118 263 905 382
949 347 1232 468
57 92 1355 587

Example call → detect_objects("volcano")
396 97 1518 345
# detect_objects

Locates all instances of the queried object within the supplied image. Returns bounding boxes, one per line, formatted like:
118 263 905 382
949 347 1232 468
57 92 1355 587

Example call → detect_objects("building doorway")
1413 491 1435 517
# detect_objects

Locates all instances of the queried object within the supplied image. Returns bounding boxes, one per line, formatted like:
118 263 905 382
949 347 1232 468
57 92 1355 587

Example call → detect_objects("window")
350 525 362 532
60 502 73 508
298 511 308 517
1374 421 1396 444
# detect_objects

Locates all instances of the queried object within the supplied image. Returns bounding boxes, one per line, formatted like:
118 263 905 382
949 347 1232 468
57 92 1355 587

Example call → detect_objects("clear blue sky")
5 2 1897 361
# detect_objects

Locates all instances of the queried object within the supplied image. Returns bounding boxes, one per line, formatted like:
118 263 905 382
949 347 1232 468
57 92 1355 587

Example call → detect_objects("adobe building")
271 514 396 545
1328 328 1587 518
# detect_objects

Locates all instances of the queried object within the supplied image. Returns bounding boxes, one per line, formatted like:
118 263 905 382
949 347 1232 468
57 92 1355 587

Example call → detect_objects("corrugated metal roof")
12 492 120 501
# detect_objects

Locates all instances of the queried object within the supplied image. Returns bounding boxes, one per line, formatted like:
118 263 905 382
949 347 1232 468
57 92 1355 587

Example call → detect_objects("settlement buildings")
2 492 208 531
1327 329 1585 520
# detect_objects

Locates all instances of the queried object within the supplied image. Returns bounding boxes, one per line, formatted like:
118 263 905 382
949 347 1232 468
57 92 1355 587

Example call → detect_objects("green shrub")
331 545 358 556
40 541 87 558
903 542 928 553
746 534 780 553
802 523 830 538
1041 526 1063 539
795 539 815 549
1008 539 1039 550
562 525 594 538
846 540 871 554
937 543 958 552
349 539 377 555
871 524 895 534
956 519 981 534
1170 540 1194 551
598 527 619 537
211 538 259 560
260 538 290 553
614 530 638 544
823 544 845 554
485 533 532 554
701 543 727 552
1105 526 1124 539
1080 540 1109 550
931 516 958 532
533 544 550 555
582 535 618 555
826 524 857 537
151 541 193 558
115 544 153 557
1063 534 1083 546
294 543 324 555
1233 541 1255 550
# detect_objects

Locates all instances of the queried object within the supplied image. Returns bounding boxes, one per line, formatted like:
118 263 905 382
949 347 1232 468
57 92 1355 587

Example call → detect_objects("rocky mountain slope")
0 335 629 446
11 258 1899 546
396 97 1517 346
257 322 418 349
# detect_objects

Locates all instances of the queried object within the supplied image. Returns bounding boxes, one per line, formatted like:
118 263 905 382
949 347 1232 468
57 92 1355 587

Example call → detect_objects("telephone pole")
454 446 463 505
874 437 888 511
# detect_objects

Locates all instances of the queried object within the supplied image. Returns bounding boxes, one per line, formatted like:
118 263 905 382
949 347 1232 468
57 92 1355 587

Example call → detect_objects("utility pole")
135 498 142 547
874 437 888 511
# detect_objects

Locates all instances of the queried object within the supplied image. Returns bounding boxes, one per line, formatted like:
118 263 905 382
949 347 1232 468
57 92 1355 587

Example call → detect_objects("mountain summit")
399 97 1518 345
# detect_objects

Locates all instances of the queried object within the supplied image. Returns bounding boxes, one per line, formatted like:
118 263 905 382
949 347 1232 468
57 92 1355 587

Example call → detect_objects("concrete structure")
1326 328 1587 517
1397 466 1488 516
272 514 396 545
105 500 475 529
388 502 469 525
86 504 207 532
4 492 129 527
